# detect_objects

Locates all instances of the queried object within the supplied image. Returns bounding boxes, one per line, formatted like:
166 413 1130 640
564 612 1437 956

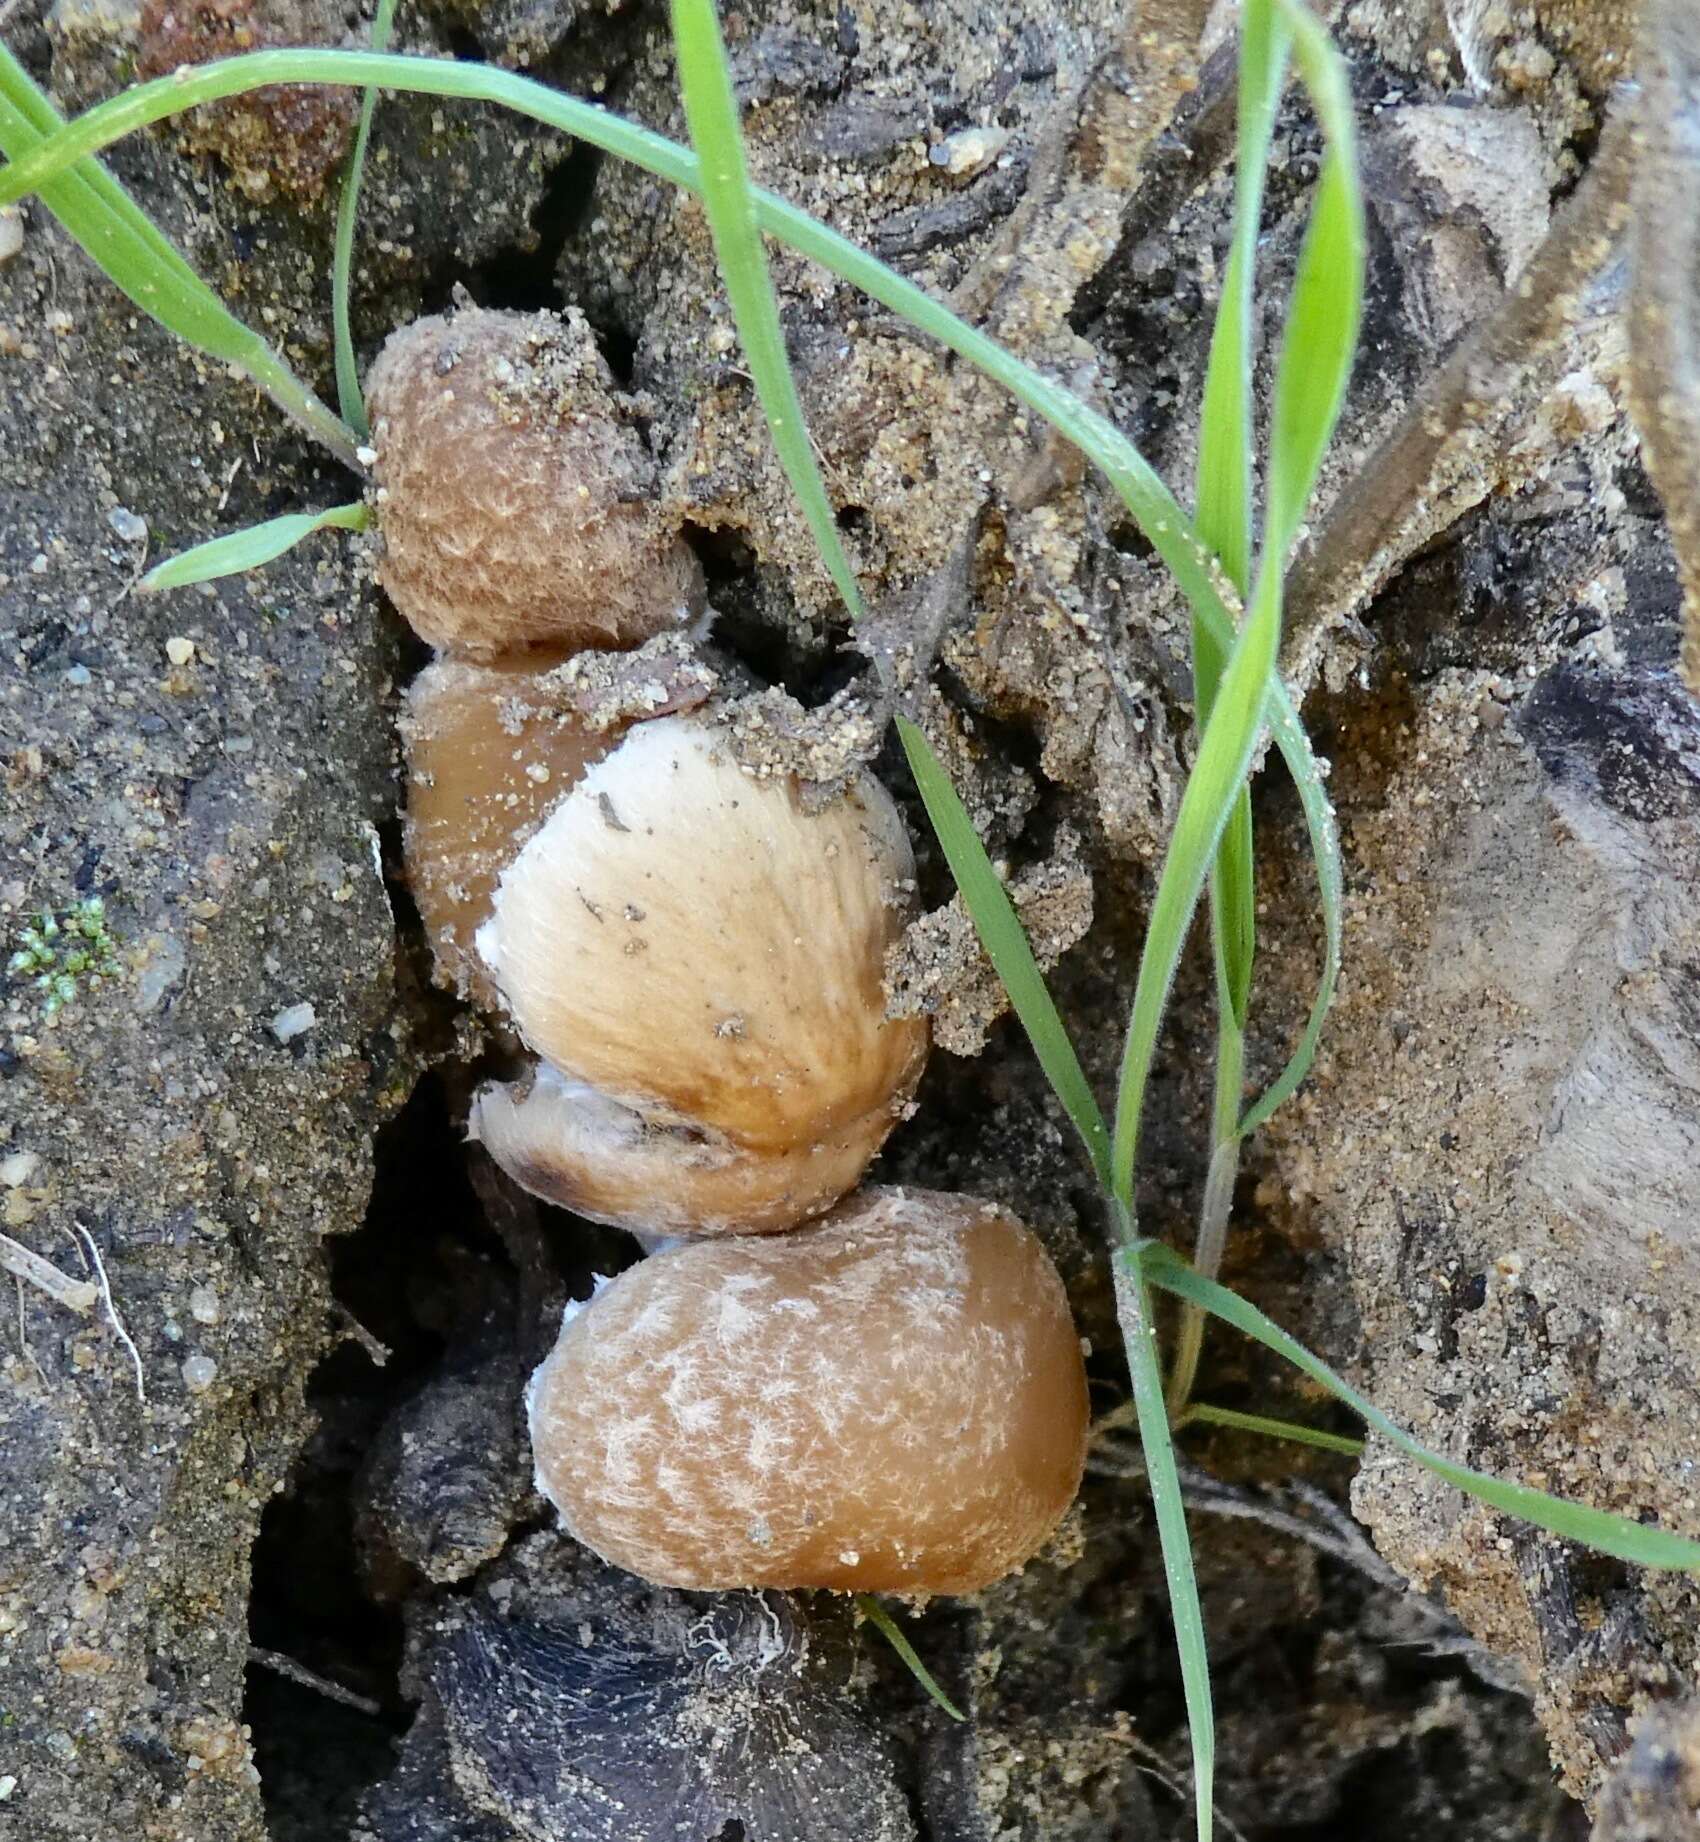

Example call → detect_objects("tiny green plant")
8 897 121 1017
4 13 1699 1840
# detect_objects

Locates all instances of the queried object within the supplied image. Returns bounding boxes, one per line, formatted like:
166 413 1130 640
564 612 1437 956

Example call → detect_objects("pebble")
269 1001 316 1044
182 1354 218 1393
189 1285 220 1325
0 207 21 266
165 635 196 666
108 507 148 544
928 125 1010 176
0 1152 40 1188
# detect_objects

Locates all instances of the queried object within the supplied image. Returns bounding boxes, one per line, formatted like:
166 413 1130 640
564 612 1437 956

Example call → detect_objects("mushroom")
526 1185 1090 1593
469 712 928 1235
400 654 620 1003
366 305 705 660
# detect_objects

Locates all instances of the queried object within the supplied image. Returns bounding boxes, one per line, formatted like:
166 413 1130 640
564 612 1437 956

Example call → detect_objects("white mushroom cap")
472 713 928 1234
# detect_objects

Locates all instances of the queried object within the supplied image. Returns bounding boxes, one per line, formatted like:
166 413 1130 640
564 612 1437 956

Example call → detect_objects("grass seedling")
0 40 357 464
331 0 397 438
5 16 1699 1839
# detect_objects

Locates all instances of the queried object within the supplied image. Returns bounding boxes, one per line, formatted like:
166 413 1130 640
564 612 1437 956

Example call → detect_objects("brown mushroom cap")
473 712 928 1234
527 1185 1090 1594
400 656 618 1002
366 306 705 659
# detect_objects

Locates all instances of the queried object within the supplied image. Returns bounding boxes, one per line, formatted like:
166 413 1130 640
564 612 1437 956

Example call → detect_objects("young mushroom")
526 1185 1090 1594
400 654 620 1003
366 304 705 659
469 712 929 1235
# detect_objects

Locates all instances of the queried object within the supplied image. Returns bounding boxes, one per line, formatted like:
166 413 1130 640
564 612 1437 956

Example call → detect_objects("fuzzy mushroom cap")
527 1186 1090 1594
401 656 619 1003
366 306 705 659
472 712 928 1234
471 1058 907 1237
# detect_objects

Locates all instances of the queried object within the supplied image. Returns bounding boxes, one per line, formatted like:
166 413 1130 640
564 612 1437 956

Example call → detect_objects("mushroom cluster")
376 304 1088 1596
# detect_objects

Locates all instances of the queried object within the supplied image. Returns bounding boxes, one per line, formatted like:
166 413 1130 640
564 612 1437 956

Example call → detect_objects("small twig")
333 1304 391 1368
1115 1730 1251 1842
248 1645 382 1716
1090 1446 1529 1694
13 1275 48 1386
72 1223 146 1403
0 1230 98 1314
216 455 245 514
1627 0 1700 695
1284 93 1640 688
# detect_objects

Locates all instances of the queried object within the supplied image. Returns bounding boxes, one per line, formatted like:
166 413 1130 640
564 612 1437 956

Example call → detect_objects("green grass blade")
0 43 358 465
1109 587 1278 1215
1112 1233 1214 1842
1193 0 1288 1030
1181 1402 1364 1457
1233 2 1357 1135
1237 685 1341 1136
1165 0 1294 1416
897 715 1111 1189
332 0 398 438
669 0 862 617
1207 800 1255 1032
141 502 369 591
1262 0 1363 560
1110 3 1360 1215
855 1596 965 1722
1195 0 1287 602
1139 1243 1700 1572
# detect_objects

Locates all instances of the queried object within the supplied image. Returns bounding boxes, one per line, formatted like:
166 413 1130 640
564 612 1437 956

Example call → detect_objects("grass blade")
669 0 862 616
1236 690 1341 1135
1109 586 1278 1215
1193 0 1289 1026
141 502 369 591
1180 1402 1364 1457
1195 0 1287 601
1232 0 1358 1135
332 0 398 437
897 715 1111 1189
1165 0 1293 1416
1110 1 1361 1217
1112 1234 1214 1842
1139 1243 1700 1573
855 1596 965 1722
0 43 358 465
1263 0 1363 560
